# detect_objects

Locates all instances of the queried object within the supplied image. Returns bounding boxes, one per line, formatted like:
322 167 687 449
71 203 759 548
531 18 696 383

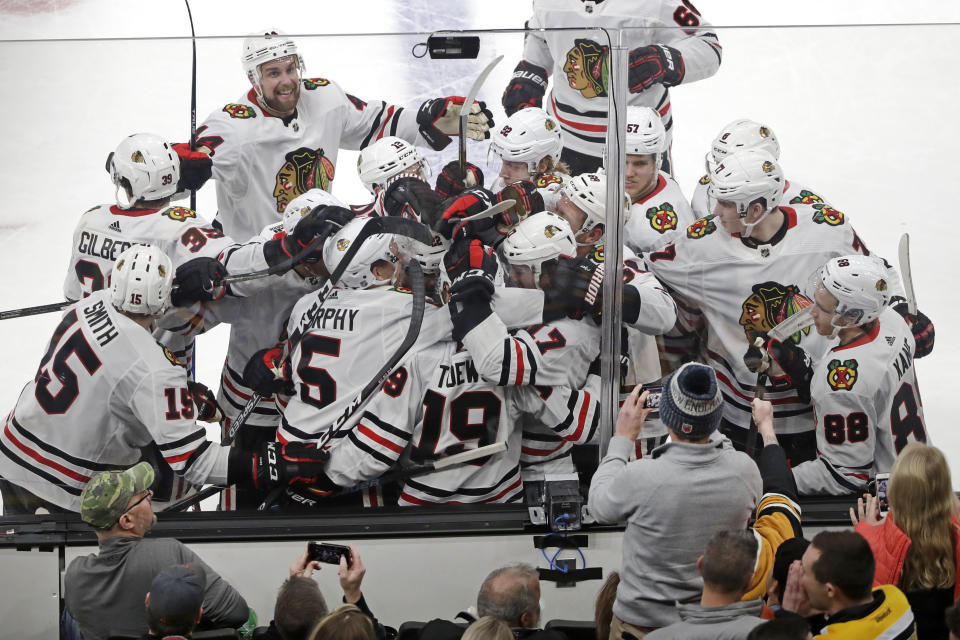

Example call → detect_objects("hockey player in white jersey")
645 148 917 461
754 255 926 495
621 106 694 253
0 245 329 515
502 0 722 174
195 30 493 241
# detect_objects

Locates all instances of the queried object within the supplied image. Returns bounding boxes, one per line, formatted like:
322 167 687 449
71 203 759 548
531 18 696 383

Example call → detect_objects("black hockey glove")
170 257 227 307
502 60 548 116
172 143 213 191
294 204 355 243
382 176 444 226
416 97 494 151
496 181 545 230
435 161 485 199
628 44 685 93
248 441 330 491
243 346 293 396
434 188 499 244
187 380 222 423
445 238 498 342
892 302 935 358
543 257 603 322
767 337 813 404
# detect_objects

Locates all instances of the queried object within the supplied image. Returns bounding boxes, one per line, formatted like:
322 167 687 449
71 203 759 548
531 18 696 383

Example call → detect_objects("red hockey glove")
243 346 293 396
435 161 485 199
250 441 330 490
172 142 213 191
628 44 685 92
502 60 548 116
434 188 497 243
766 337 813 404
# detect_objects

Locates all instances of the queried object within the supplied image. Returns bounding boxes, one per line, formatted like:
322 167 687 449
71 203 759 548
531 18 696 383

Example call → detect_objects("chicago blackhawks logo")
273 147 336 212
591 245 605 263
222 103 256 119
544 118 556 131
131 150 144 163
303 77 330 90
687 215 717 239
336 238 350 251
811 204 844 226
563 38 609 98
163 206 197 222
739 281 813 345
789 190 824 205
162 346 185 368
645 203 679 234
543 224 562 238
535 173 563 188
698 174 711 185
826 358 858 391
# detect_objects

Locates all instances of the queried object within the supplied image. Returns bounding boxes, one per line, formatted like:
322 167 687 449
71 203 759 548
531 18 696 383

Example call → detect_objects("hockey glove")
172 142 213 191
294 204 355 244
382 176 445 226
544 256 603 322
435 161 485 199
434 188 498 244
892 302 935 358
170 257 227 307
502 60 548 116
444 238 498 304
187 380 223 423
767 337 813 404
248 441 330 490
243 346 294 396
628 44 685 93
417 97 494 151
496 181 544 231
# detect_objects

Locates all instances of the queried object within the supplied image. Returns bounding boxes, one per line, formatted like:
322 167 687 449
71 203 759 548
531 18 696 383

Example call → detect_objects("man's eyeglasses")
120 489 153 517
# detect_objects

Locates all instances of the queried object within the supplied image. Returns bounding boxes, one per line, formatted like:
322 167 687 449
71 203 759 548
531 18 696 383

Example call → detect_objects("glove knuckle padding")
502 61 548 116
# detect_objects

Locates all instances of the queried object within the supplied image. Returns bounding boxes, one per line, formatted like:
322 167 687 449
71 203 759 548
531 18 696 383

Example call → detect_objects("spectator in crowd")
764 538 810 616
588 363 761 636
746 616 813 640
784 530 916 637
462 616 514 640
594 572 620 640
645 530 765 638
851 442 960 639
64 463 249 640
264 543 383 640
947 598 960 640
143 565 206 639
309 604 376 640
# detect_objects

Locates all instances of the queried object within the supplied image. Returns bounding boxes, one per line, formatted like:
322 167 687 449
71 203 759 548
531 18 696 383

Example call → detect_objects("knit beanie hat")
660 362 724 438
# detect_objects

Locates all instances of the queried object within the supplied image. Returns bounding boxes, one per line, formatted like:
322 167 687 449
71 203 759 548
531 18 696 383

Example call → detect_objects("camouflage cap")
80 462 155 528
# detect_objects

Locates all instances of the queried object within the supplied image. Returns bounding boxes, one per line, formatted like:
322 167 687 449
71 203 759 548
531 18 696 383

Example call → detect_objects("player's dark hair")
701 530 757 594
746 615 811 640
810 530 875 601
275 576 328 640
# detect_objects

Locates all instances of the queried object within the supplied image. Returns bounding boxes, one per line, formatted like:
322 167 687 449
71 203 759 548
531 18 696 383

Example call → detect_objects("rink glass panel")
0 21 958 528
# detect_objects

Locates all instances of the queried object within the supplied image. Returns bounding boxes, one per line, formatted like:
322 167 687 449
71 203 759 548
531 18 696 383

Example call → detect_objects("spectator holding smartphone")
851 442 960 640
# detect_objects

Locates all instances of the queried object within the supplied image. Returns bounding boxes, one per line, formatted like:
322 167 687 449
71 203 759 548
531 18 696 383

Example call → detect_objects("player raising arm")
0 245 327 515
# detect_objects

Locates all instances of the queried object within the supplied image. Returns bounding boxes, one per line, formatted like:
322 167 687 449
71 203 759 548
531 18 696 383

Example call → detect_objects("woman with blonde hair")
851 442 960 639
462 616 514 640
308 604 376 640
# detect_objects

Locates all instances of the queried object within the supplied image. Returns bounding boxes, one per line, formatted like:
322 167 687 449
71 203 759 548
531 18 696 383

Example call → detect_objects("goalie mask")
707 148 784 238
281 188 346 235
357 136 430 195
624 106 667 158
815 255 891 329
110 244 173 316
558 172 631 245
500 211 576 287
108 133 180 209
707 119 780 173
242 30 304 99
323 217 398 290
489 107 563 175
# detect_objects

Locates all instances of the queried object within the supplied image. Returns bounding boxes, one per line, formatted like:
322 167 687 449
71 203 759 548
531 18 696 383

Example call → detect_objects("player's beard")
264 82 300 116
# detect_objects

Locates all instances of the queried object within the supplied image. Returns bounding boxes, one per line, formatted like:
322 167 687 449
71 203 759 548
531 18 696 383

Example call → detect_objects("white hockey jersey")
691 176 823 221
522 0 722 159
645 204 903 435
198 79 425 240
792 307 927 495
625 172 694 253
0 291 228 511
323 339 598 505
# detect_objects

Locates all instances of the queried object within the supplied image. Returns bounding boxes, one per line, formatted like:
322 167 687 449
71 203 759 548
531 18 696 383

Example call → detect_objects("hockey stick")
459 55 502 171
0 300 72 321
183 0 197 211
898 233 918 315
163 483 223 513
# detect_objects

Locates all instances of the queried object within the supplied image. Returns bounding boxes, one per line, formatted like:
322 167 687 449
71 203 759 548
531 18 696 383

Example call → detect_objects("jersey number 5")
34 312 102 414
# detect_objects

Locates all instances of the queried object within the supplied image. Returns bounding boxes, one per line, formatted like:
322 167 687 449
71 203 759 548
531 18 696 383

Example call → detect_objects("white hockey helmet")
108 133 180 209
323 217 397 290
242 30 303 96
708 148 784 236
281 188 345 235
624 106 668 157
817 255 891 327
110 244 173 316
411 230 450 277
500 212 577 285
489 107 563 174
707 119 781 172
559 172 631 241
357 136 429 195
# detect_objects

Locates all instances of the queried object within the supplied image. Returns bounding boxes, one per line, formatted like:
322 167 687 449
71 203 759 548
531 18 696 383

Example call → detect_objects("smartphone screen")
876 474 890 515
644 386 663 409
307 542 352 566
